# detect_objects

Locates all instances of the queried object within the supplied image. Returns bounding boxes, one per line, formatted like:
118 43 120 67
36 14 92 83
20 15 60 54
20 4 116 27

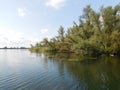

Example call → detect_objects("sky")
0 0 119 47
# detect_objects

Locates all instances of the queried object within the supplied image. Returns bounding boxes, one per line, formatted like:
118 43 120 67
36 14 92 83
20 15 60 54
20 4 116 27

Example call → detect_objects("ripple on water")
1 50 120 90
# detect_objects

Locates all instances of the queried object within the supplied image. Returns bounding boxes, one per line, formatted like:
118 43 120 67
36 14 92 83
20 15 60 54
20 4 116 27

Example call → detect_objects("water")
0 49 120 90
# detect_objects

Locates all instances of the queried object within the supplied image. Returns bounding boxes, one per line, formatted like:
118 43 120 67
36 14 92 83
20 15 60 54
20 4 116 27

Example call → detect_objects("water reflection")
0 50 120 90
42 52 120 90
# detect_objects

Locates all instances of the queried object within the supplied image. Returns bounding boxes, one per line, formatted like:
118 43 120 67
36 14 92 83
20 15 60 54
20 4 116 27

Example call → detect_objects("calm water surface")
0 49 120 90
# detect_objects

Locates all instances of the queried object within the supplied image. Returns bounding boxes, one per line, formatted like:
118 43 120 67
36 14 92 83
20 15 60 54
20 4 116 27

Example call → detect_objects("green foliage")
30 4 120 56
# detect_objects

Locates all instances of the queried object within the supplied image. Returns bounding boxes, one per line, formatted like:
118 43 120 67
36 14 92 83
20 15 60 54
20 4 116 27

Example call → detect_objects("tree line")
30 4 120 56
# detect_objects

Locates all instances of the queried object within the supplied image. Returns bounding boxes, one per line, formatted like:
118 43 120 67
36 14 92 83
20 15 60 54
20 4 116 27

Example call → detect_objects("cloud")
0 27 39 47
40 29 48 34
0 27 53 47
17 8 28 17
46 0 67 9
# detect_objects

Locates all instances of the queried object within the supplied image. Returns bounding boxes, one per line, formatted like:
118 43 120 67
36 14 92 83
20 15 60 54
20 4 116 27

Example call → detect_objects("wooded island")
30 4 120 56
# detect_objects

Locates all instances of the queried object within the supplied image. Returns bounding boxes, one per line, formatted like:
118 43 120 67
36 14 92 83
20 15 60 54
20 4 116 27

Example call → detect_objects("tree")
30 4 120 56
58 26 65 41
109 30 120 54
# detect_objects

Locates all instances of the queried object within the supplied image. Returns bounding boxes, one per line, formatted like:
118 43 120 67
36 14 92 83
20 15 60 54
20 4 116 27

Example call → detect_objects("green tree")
58 26 65 41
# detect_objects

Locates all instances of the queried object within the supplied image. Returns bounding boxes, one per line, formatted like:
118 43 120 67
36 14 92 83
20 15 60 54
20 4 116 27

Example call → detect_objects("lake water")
0 49 120 90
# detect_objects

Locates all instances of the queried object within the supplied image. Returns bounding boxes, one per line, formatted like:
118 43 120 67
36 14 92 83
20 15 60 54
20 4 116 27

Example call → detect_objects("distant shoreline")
0 48 29 49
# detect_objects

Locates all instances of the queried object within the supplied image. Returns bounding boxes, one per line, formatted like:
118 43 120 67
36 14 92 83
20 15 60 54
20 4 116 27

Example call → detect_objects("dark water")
0 50 120 90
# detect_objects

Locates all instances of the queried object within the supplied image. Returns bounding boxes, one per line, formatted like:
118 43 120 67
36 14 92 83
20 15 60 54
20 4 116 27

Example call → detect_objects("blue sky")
0 0 119 47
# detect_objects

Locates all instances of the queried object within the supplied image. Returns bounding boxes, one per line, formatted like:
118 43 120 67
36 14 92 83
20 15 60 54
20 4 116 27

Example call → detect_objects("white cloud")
46 0 67 9
0 27 54 47
17 8 28 17
40 29 48 34
0 27 39 47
